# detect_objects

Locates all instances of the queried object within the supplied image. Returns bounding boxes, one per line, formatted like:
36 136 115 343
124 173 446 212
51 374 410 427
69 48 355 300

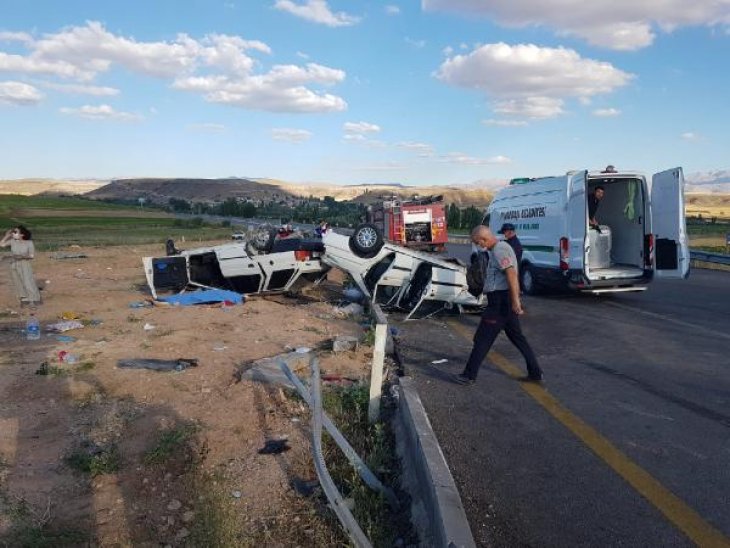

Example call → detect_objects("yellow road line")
447 319 730 548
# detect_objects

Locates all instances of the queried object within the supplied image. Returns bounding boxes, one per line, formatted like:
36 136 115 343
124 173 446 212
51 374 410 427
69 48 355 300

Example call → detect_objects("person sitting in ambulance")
588 186 605 229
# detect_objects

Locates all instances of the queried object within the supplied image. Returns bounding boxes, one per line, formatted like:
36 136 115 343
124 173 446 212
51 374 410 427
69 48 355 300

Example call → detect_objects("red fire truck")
366 195 448 252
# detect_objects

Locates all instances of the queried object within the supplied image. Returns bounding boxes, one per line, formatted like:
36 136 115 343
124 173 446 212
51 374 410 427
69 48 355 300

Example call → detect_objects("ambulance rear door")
651 167 690 279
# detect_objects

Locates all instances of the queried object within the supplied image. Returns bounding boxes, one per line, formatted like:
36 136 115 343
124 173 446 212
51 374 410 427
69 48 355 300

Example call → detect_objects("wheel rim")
522 270 533 292
356 227 378 249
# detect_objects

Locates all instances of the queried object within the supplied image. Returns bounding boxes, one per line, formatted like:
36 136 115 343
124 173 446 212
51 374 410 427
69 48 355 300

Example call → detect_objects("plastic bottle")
26 314 40 341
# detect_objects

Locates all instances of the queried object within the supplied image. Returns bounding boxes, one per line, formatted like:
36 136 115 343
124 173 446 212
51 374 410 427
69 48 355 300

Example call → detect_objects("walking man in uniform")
455 225 543 385
498 222 523 264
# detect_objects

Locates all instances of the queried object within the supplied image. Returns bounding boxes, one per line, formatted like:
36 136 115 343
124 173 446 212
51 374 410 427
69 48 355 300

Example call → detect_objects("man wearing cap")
498 222 522 265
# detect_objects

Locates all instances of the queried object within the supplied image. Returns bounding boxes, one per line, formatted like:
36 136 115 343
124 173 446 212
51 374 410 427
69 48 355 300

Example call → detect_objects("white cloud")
187 122 226 132
344 121 381 135
397 141 435 156
436 43 632 120
482 118 529 127
442 46 454 56
274 0 360 27
271 127 313 142
493 97 565 119
405 37 426 48
0 32 33 43
592 107 621 117
681 131 700 141
173 62 347 112
422 0 730 50
343 122 384 147
41 82 120 96
59 104 143 121
385 5 401 15
296 51 310 59
0 81 43 105
0 52 93 80
0 22 347 114
440 152 512 165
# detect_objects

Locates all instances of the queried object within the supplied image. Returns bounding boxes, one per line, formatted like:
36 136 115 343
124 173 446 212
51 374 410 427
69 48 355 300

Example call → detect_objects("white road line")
604 301 730 341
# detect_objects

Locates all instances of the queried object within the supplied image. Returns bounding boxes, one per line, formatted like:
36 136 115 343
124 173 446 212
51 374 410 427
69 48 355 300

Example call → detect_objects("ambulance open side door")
651 167 690 279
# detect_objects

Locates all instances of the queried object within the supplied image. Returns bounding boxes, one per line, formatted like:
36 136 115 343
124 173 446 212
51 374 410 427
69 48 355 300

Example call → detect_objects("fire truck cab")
366 195 448 252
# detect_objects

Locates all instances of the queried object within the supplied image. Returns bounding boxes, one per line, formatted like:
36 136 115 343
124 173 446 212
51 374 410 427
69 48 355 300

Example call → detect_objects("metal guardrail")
690 250 730 265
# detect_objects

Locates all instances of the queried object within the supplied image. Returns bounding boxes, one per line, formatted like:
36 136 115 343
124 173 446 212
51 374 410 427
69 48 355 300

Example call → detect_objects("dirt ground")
0 242 376 546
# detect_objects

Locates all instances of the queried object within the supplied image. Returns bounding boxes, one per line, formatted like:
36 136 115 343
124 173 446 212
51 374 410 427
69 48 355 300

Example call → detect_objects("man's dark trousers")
462 290 542 380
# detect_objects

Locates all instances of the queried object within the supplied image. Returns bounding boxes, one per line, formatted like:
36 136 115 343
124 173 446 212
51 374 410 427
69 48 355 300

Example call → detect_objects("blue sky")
0 0 728 186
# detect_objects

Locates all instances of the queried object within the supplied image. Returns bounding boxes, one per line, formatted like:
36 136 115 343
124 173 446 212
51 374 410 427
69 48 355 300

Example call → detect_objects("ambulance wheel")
350 223 384 258
520 263 541 296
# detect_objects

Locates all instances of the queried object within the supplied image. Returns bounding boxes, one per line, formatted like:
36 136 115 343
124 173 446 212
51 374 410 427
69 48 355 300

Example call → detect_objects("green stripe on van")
523 245 556 252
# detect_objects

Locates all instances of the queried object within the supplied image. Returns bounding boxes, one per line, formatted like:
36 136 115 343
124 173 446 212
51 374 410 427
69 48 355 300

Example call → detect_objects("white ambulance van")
483 167 689 294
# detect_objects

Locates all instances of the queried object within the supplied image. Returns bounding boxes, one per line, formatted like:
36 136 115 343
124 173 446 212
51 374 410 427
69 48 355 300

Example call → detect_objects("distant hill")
85 177 297 204
80 177 494 207
0 178 108 196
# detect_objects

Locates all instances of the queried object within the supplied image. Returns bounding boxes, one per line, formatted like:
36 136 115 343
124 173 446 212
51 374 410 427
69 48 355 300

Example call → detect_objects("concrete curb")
395 376 476 548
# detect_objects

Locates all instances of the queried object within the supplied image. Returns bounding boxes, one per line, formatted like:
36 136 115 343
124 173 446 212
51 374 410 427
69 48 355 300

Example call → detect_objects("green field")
0 195 232 249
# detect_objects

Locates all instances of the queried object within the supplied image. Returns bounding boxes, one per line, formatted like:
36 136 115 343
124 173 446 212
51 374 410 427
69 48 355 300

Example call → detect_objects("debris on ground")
236 350 313 386
51 252 88 260
158 288 244 307
291 477 320 497
342 287 366 303
332 335 360 353
128 300 154 308
258 438 291 455
46 320 84 332
116 358 199 372
332 302 364 318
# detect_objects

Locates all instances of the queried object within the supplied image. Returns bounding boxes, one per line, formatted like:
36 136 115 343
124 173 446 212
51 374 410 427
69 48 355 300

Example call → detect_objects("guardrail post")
368 305 388 423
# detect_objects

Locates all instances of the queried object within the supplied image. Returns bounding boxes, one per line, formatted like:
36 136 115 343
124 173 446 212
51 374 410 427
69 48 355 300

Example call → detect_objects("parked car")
321 224 483 319
143 229 328 299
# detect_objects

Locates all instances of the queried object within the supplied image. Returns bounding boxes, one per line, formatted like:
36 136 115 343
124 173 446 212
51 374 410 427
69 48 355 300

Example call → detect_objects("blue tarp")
159 289 244 306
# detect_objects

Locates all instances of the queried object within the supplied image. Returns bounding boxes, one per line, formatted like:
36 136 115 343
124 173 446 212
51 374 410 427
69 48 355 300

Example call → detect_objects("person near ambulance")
455 225 543 385
498 222 523 265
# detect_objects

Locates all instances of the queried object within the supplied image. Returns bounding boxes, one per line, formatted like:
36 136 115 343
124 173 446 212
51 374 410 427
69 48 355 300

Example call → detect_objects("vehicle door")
651 167 690 279
143 256 189 299
567 170 589 274
215 245 264 293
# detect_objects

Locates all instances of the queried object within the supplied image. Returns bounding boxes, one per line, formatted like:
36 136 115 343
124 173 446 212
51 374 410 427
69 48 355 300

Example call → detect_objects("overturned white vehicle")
143 231 328 299
143 224 482 319
322 224 483 319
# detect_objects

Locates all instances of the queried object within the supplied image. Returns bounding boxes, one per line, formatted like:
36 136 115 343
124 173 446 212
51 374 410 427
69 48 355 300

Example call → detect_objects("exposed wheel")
349 223 384 258
520 263 540 296
251 227 276 253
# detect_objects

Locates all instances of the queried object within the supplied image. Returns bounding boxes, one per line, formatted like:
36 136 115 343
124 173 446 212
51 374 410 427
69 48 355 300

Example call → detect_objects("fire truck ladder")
391 202 405 244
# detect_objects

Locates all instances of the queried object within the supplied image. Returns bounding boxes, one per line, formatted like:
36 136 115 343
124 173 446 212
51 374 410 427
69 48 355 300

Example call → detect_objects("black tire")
251 227 276 253
349 223 384 258
520 263 541 296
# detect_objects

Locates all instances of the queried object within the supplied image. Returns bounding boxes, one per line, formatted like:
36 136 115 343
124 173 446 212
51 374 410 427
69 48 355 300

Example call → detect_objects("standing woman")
0 225 41 307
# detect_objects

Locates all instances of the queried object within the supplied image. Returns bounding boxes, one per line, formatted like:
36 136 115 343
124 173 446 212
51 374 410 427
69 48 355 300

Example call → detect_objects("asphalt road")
395 243 730 547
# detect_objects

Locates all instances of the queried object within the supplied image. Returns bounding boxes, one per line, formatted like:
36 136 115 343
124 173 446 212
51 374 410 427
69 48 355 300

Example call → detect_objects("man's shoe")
518 374 543 383
453 373 475 386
